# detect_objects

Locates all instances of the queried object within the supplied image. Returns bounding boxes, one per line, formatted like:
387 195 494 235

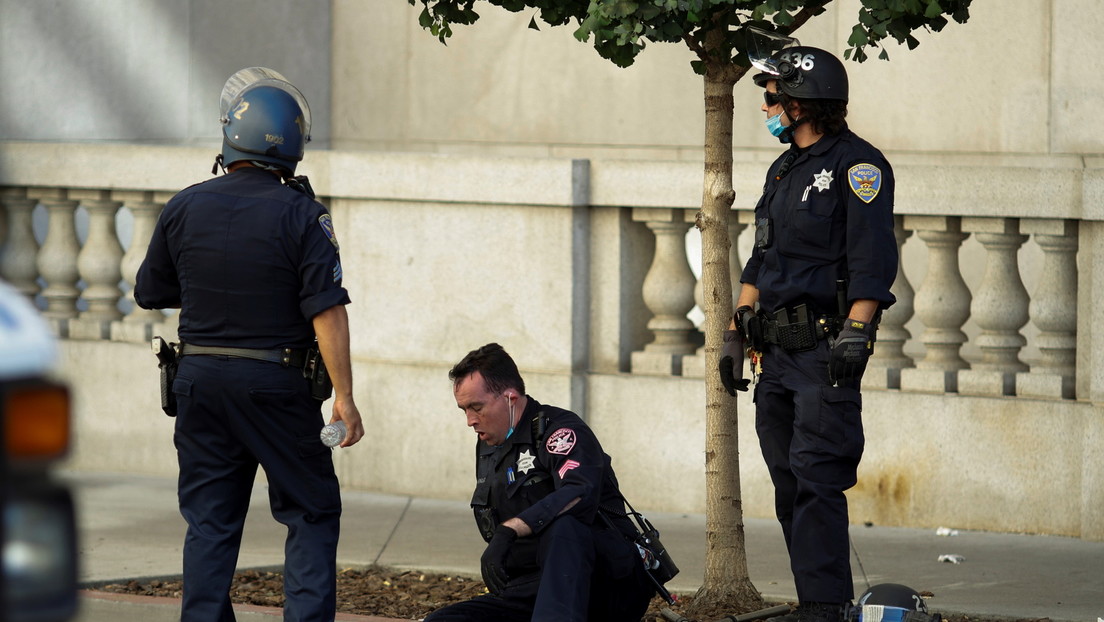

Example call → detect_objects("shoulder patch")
545 427 577 455
848 163 882 204
318 213 339 251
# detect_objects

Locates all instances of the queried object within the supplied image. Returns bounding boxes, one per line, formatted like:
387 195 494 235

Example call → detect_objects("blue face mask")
766 112 793 144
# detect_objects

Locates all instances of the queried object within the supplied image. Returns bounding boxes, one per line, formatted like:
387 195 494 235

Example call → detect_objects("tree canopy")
410 0 971 72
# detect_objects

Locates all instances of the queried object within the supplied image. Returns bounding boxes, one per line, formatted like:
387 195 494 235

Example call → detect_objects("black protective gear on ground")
828 318 875 384
720 330 750 395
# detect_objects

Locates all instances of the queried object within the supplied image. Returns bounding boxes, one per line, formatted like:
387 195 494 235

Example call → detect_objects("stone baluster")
900 216 971 393
630 208 697 375
957 218 1029 396
111 191 167 343
866 215 915 389
684 211 749 377
70 191 124 340
1017 219 1078 399
30 189 81 336
0 187 41 298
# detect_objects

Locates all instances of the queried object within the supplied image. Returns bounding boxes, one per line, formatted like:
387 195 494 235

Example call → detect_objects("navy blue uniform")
426 398 654 622
740 127 896 604
135 167 350 622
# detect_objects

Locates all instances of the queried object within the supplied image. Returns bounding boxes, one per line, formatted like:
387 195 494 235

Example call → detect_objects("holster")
152 336 179 417
303 342 333 401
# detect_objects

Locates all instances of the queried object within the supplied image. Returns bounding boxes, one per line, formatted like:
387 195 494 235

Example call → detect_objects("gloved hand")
828 318 877 384
480 524 517 594
734 305 759 348
719 330 750 396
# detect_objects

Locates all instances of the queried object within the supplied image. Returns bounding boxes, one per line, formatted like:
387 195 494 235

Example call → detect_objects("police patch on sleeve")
318 214 340 251
546 428 576 455
848 163 882 203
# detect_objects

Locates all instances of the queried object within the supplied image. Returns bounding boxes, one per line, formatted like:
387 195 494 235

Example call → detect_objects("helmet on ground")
852 583 935 622
751 45 849 102
219 67 311 175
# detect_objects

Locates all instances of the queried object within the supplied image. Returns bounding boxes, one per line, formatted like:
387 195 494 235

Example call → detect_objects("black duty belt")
759 305 835 352
180 344 307 368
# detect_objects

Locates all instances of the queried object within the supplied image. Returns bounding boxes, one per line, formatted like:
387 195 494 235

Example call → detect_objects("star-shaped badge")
516 449 536 475
813 169 834 193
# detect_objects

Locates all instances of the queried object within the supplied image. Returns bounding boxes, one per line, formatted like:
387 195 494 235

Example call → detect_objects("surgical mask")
766 112 793 144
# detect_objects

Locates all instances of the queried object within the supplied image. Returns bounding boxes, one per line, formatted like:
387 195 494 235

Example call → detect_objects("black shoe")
795 602 846 622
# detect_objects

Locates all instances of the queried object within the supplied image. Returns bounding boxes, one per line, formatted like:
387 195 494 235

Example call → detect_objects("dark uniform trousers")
754 339 864 604
173 355 341 622
424 515 653 622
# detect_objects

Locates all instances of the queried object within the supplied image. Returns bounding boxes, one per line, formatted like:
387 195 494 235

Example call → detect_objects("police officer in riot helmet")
426 343 660 622
718 33 898 622
135 67 364 621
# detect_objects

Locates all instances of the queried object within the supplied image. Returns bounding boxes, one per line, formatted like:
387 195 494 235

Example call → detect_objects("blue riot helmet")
218 67 311 175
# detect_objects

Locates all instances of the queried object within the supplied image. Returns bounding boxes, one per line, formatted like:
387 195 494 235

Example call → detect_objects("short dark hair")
449 343 525 396
783 94 848 136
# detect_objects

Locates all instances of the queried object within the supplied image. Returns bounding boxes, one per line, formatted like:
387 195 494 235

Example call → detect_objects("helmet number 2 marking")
779 52 816 71
233 100 250 120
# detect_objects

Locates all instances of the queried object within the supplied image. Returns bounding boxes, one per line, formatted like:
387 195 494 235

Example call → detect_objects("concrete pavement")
68 471 1104 621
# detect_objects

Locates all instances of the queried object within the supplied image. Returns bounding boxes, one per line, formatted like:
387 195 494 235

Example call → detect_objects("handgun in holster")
152 336 179 417
303 342 333 401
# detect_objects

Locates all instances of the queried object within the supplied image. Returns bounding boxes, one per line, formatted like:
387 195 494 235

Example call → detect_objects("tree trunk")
684 26 764 620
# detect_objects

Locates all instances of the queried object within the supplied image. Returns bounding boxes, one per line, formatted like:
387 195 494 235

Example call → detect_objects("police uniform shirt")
740 127 897 315
470 398 633 569
135 168 349 348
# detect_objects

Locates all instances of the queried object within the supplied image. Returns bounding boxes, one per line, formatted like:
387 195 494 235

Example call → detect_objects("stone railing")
3 141 1103 540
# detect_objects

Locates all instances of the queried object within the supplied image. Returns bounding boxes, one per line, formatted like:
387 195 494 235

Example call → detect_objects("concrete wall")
333 0 1104 159
0 0 331 145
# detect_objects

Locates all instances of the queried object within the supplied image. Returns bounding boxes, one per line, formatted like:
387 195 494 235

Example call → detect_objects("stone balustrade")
3 141 1104 540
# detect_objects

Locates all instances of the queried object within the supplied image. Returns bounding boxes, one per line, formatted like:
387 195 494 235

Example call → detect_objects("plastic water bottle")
320 421 347 448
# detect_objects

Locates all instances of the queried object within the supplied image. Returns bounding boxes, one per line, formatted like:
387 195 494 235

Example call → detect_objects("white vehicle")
0 280 77 621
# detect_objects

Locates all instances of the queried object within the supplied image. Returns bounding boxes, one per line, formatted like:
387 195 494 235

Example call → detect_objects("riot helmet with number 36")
752 45 849 102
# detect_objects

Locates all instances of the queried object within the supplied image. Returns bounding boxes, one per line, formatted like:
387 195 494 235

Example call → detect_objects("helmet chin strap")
779 110 807 144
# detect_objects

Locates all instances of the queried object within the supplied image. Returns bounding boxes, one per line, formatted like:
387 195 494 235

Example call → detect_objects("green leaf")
847 24 868 47
528 15 540 30
924 0 942 18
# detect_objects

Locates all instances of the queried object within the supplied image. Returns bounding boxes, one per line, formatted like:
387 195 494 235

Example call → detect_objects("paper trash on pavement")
938 554 965 563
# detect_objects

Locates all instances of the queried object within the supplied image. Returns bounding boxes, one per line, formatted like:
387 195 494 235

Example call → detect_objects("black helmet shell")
752 45 848 102
856 583 929 613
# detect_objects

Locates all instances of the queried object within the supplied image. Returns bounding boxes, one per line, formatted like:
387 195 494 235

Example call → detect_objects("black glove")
734 305 763 350
480 524 517 594
719 330 750 396
828 318 877 384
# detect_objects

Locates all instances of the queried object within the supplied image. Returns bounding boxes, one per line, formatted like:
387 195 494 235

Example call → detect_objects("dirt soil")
95 566 1049 622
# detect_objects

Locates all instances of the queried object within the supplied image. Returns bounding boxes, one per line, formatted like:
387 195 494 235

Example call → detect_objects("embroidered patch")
332 260 342 283
557 459 580 479
812 169 834 193
848 163 882 203
516 449 536 475
545 428 577 455
318 213 339 250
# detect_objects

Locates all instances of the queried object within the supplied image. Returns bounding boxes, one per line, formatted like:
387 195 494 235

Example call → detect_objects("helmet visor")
746 26 800 75
219 67 311 141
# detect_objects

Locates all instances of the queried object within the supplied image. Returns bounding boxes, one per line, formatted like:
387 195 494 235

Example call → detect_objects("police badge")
848 163 882 204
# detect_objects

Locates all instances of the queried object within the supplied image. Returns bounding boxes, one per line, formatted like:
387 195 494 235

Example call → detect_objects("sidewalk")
69 471 1103 622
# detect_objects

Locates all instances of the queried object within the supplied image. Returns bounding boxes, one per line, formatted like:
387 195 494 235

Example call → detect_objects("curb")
80 590 411 622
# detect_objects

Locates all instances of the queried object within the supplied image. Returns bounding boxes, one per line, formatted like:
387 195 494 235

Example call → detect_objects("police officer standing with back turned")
717 40 897 622
426 343 657 622
135 67 364 622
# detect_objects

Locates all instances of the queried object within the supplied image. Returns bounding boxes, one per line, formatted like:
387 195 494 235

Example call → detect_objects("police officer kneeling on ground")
135 67 364 622
426 343 661 622
718 35 897 622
